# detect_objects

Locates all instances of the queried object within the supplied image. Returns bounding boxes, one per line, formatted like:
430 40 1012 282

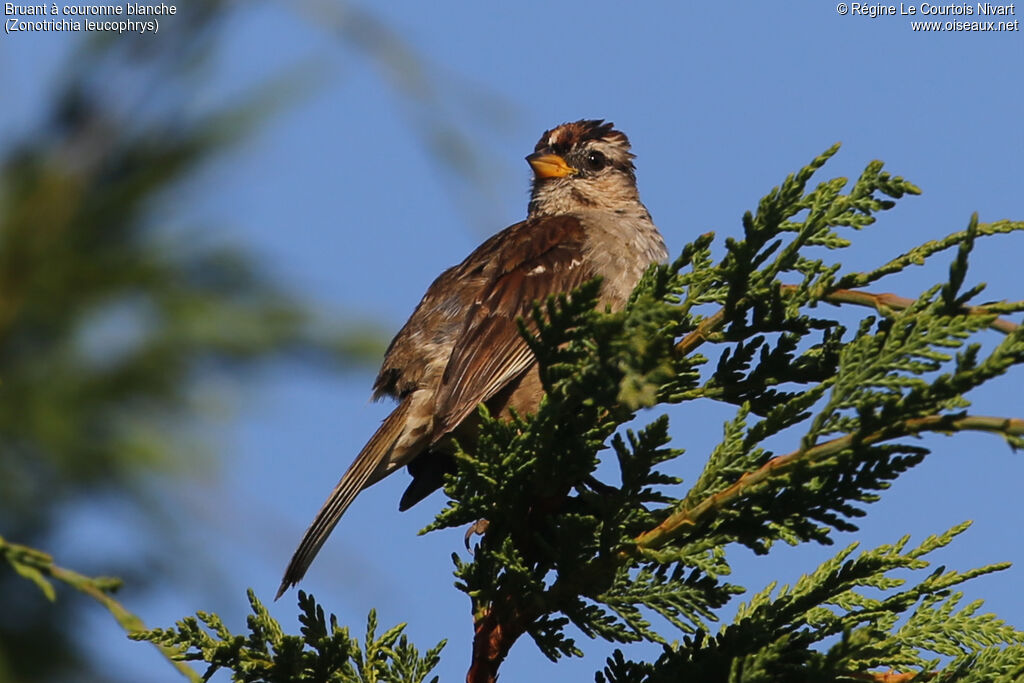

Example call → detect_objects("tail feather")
276 400 413 599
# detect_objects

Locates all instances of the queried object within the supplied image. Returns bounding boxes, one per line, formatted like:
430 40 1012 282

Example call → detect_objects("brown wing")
372 226 521 401
431 215 594 438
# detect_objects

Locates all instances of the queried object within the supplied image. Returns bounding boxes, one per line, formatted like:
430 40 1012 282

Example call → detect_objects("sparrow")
277 120 667 599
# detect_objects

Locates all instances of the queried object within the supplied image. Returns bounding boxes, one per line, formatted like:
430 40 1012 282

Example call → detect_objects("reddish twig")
467 602 529 683
786 285 1020 335
674 285 1018 359
847 670 926 682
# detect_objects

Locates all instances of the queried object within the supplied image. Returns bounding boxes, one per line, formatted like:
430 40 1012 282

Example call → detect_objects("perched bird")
277 120 667 598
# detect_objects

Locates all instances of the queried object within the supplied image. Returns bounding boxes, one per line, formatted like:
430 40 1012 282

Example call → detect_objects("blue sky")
4 2 1023 681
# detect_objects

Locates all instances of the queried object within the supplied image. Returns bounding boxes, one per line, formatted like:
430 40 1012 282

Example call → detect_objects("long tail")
276 400 413 599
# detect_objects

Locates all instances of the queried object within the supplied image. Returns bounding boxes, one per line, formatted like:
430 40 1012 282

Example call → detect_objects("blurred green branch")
0 536 201 682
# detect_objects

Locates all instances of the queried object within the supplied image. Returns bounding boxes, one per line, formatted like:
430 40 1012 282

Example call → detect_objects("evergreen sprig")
598 523 1024 683
130 591 445 683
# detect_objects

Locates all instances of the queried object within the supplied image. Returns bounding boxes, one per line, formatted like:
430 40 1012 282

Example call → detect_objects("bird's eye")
584 150 607 172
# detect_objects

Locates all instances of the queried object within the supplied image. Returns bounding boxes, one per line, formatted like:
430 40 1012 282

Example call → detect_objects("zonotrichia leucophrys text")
277 120 667 598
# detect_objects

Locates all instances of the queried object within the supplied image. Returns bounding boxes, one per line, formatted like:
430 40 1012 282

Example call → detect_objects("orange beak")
526 152 577 179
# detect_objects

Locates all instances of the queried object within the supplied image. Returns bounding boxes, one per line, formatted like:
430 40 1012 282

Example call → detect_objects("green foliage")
0 535 202 681
597 523 1024 682
18 144 1024 682
0 28 354 525
132 592 445 683
421 145 1024 679
0 4 384 681
1 536 62 602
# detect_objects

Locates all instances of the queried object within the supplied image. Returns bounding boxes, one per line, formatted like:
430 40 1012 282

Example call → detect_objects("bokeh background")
2 2 1022 681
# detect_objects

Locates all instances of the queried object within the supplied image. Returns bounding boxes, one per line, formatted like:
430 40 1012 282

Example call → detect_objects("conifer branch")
674 286 1018 360
674 308 728 356
783 285 1020 335
835 219 1024 291
0 536 202 682
633 413 1024 552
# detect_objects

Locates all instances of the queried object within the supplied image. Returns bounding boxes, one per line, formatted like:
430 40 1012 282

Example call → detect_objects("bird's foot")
464 519 490 549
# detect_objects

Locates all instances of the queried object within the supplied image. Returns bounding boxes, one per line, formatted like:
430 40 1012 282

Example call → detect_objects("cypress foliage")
12 147 1023 681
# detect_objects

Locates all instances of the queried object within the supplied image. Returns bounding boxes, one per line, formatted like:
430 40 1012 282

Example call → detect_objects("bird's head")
526 119 640 217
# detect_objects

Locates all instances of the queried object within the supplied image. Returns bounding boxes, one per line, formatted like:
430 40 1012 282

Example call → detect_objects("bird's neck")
527 178 647 220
